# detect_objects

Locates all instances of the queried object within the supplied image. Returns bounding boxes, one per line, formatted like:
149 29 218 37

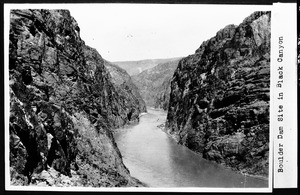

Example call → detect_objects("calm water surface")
114 108 268 188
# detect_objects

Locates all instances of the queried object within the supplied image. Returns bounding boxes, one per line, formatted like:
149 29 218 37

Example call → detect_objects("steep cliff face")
83 46 145 127
104 60 147 115
132 59 180 109
9 9 143 187
166 12 270 177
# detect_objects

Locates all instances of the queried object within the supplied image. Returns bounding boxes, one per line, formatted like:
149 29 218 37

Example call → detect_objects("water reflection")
114 108 268 188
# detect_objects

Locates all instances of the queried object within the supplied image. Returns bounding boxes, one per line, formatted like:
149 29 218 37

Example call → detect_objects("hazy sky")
7 4 271 61
69 4 271 61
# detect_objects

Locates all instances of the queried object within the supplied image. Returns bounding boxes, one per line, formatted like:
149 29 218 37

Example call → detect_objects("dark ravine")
9 9 144 187
132 59 181 110
166 11 270 177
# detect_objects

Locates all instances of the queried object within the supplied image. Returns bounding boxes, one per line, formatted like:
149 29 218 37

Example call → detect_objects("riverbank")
157 123 269 182
114 108 268 187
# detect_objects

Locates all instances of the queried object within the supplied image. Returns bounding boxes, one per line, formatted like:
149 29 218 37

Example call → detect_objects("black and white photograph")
3 2 297 192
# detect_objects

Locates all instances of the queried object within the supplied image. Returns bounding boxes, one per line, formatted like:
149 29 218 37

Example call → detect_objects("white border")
4 3 275 192
271 3 298 188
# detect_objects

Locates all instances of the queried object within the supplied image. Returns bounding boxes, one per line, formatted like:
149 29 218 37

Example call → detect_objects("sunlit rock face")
166 11 270 177
9 9 144 187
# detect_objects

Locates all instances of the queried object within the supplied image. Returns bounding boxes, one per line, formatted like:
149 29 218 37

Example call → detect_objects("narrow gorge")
8 8 271 188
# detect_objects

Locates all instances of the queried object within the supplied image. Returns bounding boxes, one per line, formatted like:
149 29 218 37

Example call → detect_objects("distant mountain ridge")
113 57 182 76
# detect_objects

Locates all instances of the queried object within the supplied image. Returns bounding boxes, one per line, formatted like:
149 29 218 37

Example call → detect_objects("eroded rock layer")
9 9 143 187
166 12 270 177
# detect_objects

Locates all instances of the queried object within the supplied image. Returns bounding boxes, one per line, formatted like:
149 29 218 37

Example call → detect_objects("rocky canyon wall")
166 11 270 177
9 9 143 187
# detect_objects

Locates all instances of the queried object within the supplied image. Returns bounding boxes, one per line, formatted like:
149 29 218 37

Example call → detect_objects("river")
113 108 268 188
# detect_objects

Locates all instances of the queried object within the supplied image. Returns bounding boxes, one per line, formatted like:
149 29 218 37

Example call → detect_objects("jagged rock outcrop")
166 12 270 177
9 9 143 187
132 59 180 109
103 60 147 115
